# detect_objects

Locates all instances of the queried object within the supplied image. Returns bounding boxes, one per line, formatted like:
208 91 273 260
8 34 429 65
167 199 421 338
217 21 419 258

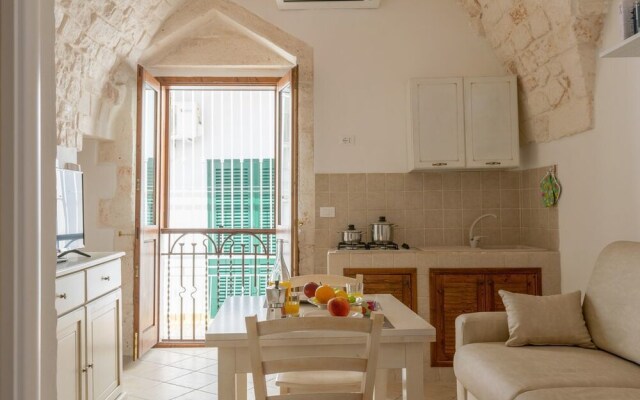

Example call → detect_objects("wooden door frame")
133 66 162 359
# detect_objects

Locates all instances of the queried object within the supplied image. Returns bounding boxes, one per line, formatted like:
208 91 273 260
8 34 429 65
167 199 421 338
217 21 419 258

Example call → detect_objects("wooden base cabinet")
429 268 541 367
344 268 417 312
56 253 125 400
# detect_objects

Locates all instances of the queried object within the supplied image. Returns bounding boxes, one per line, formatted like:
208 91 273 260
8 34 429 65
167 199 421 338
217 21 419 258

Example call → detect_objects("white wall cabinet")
56 253 125 400
408 76 519 170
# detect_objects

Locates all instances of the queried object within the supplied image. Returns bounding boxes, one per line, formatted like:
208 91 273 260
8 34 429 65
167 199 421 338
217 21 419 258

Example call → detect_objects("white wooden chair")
278 273 366 394
245 313 384 400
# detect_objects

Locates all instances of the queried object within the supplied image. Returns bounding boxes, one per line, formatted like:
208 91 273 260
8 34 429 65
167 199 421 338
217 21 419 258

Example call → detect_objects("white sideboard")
56 252 126 400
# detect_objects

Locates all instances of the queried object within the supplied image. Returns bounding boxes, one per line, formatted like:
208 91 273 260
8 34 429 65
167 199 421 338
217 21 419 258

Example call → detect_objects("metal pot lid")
370 216 394 225
341 224 362 233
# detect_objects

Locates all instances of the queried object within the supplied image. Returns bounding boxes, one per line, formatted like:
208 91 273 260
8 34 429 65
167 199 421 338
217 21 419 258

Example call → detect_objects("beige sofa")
453 241 640 400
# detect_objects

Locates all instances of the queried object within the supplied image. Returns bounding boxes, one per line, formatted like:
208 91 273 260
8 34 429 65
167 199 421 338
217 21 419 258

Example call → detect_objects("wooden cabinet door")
343 268 417 311
86 290 123 400
487 270 541 311
430 271 485 366
408 78 465 170
57 308 86 400
464 76 519 168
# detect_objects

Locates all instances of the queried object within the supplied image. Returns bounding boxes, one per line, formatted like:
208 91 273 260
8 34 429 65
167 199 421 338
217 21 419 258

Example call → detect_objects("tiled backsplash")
314 167 559 273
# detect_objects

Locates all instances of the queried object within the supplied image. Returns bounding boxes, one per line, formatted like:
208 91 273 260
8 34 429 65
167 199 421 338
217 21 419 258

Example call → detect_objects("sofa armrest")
455 312 509 349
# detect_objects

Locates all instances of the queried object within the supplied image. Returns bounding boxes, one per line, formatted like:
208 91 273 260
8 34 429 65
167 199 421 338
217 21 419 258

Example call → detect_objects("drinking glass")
284 293 300 317
346 282 364 303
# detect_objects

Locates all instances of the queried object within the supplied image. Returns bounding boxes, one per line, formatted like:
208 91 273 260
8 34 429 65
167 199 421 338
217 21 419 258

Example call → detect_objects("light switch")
319 207 336 218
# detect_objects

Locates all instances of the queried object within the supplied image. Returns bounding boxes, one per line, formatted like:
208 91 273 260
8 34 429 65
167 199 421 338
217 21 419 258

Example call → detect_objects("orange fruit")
315 284 336 304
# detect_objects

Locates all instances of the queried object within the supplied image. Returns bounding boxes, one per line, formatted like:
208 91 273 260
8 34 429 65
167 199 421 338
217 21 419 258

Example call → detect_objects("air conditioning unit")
276 0 380 10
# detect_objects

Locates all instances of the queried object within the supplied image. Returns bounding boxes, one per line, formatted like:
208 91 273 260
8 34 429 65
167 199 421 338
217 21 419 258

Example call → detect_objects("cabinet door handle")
432 162 448 167
87 364 94 368
101 276 111 281
81 367 87 373
56 293 67 299
485 161 501 165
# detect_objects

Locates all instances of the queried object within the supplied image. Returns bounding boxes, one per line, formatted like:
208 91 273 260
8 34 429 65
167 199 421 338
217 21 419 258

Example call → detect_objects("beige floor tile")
130 382 193 400
139 349 191 365
172 356 216 371
173 390 217 400
128 365 192 382
169 371 217 390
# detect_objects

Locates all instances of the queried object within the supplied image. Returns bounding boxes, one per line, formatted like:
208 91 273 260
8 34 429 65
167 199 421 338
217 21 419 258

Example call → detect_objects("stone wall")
459 0 610 143
55 0 185 148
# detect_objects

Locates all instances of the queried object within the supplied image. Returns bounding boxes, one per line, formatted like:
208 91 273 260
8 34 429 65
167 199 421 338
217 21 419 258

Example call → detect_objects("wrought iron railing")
160 228 276 342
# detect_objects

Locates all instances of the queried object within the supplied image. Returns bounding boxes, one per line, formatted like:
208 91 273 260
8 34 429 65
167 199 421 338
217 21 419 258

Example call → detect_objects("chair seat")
276 371 363 390
516 387 640 400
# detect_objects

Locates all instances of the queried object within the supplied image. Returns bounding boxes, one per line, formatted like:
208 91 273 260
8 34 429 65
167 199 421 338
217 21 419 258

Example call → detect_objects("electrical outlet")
340 136 356 145
319 207 336 218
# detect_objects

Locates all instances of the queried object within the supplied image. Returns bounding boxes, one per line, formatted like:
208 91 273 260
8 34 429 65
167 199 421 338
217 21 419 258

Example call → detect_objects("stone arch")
56 0 314 356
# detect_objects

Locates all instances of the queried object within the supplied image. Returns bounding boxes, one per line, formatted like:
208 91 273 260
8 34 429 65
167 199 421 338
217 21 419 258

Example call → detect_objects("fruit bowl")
308 296 362 308
303 310 363 318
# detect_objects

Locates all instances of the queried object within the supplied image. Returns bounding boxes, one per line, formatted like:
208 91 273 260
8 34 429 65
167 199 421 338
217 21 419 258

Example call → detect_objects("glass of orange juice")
346 282 363 304
284 293 300 317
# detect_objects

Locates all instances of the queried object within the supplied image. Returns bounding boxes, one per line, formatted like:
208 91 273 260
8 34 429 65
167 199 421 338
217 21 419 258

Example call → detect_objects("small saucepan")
339 224 364 244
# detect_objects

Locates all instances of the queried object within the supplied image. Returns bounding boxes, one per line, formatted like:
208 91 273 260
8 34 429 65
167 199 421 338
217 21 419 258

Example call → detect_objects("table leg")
236 373 247 400
374 369 388 400
404 343 424 400
218 348 236 400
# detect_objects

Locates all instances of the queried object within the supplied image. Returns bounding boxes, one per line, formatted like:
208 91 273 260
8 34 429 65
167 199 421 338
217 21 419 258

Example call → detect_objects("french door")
133 66 162 359
275 67 299 276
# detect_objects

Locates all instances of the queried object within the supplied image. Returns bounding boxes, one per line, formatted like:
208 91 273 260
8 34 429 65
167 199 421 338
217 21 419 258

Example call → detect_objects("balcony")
160 228 275 342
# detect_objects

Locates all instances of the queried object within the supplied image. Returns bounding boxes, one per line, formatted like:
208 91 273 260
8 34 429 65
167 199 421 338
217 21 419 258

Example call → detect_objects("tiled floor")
123 348 456 400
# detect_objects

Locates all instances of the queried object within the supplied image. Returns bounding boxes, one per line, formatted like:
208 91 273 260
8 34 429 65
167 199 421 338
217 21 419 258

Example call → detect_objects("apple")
303 281 319 298
327 297 351 317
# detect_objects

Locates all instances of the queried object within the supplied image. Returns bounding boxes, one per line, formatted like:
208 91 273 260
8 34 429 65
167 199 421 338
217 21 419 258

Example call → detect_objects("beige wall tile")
480 210 500 228
501 228 521 245
423 173 442 190
405 191 423 209
482 190 501 209
316 174 330 192
462 190 482 209
500 189 520 209
461 172 482 190
406 229 425 247
443 209 463 228
462 209 482 229
482 171 500 189
424 190 443 209
348 192 366 210
385 174 404 191
386 191 406 210
350 253 372 267
442 172 461 190
405 209 424 228
366 173 385 192
404 173 423 191
548 206 559 229
348 173 366 193
501 209 520 228
371 253 394 268
366 191 386 210
330 192 348 208
443 229 464 246
500 171 521 189
425 210 444 229
329 174 348 192
425 229 444 246
443 190 462 209
316 192 331 208
393 252 417 267
366 209 386 223
385 210 406 229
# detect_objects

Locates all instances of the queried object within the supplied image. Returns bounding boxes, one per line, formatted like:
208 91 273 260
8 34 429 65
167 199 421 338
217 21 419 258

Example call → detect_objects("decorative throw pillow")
499 290 596 348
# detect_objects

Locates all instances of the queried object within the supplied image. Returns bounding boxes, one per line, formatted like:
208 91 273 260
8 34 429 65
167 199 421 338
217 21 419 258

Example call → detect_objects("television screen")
56 168 85 253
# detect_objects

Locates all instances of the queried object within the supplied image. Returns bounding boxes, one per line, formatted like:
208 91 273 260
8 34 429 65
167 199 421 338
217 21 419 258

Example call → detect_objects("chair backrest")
245 313 384 400
289 273 363 289
583 241 640 365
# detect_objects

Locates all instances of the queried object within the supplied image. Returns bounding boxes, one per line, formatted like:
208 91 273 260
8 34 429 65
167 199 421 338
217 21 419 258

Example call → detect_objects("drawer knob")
87 364 94 369
101 276 111 281
56 293 67 299
432 162 448 167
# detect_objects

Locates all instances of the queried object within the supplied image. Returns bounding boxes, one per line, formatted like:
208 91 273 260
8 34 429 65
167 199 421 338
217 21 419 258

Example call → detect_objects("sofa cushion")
583 241 640 364
499 290 594 348
454 342 640 400
516 387 640 400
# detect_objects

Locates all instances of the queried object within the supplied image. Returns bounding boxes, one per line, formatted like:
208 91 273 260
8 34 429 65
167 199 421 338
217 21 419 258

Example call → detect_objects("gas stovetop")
337 241 403 250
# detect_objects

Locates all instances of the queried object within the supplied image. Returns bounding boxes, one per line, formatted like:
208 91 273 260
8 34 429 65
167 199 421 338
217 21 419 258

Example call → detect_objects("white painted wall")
521 2 640 294
233 0 505 173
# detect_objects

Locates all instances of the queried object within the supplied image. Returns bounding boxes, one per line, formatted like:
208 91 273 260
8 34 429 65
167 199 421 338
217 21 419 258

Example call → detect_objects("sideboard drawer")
86 260 121 301
55 272 85 315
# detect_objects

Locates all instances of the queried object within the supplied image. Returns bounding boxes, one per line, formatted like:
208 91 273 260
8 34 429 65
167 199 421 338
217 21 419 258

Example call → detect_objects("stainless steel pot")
370 216 396 244
339 224 363 244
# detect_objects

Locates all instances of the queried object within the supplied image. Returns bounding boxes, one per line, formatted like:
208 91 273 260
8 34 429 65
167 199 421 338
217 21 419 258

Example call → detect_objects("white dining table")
205 294 436 400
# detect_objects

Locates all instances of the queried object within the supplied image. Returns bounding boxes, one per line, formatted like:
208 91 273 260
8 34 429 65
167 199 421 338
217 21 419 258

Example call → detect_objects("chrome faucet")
468 214 497 248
